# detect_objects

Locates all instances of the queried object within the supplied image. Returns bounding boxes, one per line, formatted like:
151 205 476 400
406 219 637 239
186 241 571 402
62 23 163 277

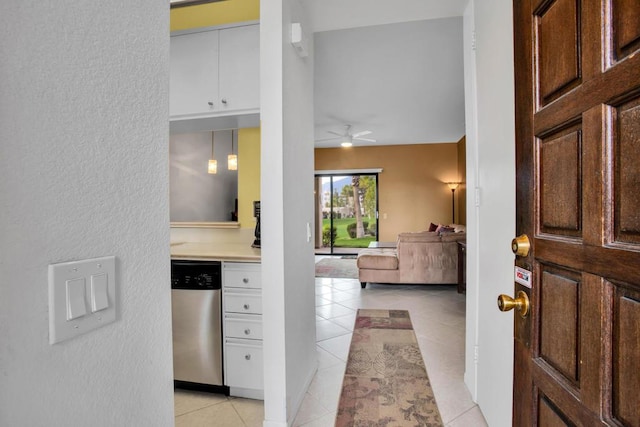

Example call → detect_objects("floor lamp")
447 182 461 223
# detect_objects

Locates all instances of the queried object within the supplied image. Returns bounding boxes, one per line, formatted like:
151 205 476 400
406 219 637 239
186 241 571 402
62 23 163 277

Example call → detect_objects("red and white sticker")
515 266 532 288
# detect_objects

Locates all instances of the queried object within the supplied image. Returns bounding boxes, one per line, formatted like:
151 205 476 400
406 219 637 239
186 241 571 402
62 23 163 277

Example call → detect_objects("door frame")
462 1 517 425
314 170 380 255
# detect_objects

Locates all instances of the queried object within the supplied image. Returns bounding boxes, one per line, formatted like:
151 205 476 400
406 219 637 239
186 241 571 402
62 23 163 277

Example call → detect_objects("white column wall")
462 0 480 401
0 1 174 426
463 0 517 426
261 0 318 425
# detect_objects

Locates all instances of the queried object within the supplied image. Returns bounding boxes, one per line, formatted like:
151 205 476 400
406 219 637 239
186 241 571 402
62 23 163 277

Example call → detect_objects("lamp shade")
208 159 217 174
208 131 217 174
227 154 237 170
447 182 460 190
228 129 238 170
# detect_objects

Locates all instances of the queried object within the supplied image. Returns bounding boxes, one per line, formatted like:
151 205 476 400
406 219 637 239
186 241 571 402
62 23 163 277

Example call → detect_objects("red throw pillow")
428 222 438 232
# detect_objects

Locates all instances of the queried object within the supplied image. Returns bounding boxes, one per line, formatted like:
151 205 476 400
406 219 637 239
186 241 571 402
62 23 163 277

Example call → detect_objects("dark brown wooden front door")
512 0 640 425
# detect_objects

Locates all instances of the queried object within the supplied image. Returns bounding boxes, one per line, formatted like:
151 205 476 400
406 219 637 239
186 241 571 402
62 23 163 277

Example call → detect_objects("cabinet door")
224 262 261 289
218 24 260 112
224 290 262 314
224 314 263 340
170 30 219 117
225 340 263 390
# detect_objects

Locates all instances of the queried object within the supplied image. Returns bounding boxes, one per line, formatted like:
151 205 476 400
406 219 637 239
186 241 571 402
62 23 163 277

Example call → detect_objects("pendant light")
228 129 238 171
208 131 217 174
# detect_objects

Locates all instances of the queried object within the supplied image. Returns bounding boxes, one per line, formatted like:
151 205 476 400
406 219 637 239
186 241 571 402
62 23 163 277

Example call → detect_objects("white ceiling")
301 0 468 33
302 0 468 148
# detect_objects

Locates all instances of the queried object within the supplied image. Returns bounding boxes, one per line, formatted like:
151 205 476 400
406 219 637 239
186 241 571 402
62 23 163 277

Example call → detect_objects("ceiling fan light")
341 141 353 147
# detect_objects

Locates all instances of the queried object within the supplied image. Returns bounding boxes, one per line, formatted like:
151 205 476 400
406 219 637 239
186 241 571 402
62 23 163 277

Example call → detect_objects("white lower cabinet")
225 339 264 391
222 261 263 399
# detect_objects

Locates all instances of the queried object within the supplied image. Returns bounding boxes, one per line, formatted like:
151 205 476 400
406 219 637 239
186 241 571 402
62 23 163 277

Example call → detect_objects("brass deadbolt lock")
511 234 531 257
497 291 530 318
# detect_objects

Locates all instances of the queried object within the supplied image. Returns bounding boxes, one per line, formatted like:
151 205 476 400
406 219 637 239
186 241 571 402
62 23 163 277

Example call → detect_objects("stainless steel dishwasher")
171 260 228 394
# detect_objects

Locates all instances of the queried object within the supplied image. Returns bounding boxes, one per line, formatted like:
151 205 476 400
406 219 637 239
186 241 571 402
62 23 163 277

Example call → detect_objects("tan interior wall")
315 143 459 241
457 136 467 225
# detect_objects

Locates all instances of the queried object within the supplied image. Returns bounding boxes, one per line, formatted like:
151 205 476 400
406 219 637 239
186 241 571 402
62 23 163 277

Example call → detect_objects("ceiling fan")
316 124 376 147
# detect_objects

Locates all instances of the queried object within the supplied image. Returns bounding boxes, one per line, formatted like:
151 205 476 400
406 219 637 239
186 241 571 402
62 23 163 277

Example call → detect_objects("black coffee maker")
251 201 261 248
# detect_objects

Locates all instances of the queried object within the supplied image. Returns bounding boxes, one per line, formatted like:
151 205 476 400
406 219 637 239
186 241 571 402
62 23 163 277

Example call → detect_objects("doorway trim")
314 168 383 175
314 169 382 255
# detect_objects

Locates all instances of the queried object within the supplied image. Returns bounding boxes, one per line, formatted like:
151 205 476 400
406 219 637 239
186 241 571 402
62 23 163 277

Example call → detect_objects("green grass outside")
322 217 376 248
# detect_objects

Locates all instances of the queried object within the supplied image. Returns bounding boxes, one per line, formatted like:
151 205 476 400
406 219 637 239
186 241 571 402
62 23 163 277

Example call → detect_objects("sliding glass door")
315 173 378 255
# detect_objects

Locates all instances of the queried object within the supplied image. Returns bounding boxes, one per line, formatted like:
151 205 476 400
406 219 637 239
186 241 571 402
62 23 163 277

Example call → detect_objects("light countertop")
170 227 260 262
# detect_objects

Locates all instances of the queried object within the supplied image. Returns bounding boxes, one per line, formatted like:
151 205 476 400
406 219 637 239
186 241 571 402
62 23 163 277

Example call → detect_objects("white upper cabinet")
170 23 259 120
218 24 260 113
170 30 219 117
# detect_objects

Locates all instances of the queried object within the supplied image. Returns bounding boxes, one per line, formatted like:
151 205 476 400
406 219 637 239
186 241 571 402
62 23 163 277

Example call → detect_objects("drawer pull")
244 328 251 335
243 304 250 310
245 354 251 360
242 278 249 284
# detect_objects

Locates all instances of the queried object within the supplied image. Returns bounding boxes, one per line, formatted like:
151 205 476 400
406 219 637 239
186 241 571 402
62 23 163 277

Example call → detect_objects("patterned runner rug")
314 257 358 279
336 309 443 427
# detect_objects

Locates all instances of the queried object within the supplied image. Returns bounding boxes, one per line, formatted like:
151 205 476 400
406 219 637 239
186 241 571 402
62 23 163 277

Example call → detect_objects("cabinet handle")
242 278 249 284
207 101 214 107
245 354 251 361
244 328 251 335
243 304 250 310
221 98 227 104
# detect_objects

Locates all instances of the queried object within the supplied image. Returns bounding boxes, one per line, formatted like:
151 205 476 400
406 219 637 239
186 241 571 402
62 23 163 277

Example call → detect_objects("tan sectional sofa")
357 231 466 288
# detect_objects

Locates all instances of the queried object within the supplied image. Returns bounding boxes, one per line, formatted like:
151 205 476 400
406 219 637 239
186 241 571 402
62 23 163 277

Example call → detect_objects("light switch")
91 273 109 312
66 278 87 320
49 256 117 344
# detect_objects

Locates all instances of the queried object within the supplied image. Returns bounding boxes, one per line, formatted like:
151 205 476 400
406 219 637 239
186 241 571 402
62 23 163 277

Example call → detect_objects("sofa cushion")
437 226 455 234
449 224 466 233
441 232 466 242
357 248 399 270
397 232 441 243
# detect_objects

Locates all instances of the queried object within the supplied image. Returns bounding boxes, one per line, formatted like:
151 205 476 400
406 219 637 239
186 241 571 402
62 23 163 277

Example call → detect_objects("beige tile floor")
174 265 488 426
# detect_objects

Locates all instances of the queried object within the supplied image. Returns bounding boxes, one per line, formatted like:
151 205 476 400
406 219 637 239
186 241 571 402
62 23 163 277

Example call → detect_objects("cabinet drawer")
225 340 263 390
224 291 262 314
224 264 261 289
225 314 263 340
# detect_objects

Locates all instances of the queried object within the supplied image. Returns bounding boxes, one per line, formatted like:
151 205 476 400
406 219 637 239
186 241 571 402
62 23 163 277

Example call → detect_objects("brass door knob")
497 291 530 317
511 234 531 257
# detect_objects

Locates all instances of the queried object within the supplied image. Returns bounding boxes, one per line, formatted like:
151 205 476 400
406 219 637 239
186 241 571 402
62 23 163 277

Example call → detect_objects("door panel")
535 0 582 106
615 96 640 244
513 0 640 425
539 124 582 236
613 291 640 426
538 395 572 427
539 269 580 385
612 0 640 61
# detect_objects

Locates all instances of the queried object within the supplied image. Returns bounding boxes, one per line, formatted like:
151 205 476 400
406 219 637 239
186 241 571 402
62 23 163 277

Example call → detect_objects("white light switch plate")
48 256 116 344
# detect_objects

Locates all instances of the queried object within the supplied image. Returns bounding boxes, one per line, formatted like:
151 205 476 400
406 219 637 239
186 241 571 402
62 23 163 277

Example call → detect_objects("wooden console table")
457 242 466 293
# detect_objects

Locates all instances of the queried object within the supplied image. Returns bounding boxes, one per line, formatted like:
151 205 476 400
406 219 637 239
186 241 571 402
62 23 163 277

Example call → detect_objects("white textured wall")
462 0 480 402
281 0 318 421
463 0 515 426
261 0 318 425
0 1 174 426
